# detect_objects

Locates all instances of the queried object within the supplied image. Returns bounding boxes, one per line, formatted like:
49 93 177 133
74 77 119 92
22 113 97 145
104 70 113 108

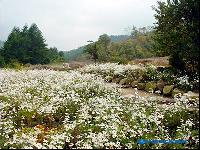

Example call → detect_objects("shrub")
5 59 24 70
0 55 5 67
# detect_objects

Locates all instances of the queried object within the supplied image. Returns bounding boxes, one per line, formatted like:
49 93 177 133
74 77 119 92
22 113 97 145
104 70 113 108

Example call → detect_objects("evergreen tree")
153 0 199 74
1 23 55 65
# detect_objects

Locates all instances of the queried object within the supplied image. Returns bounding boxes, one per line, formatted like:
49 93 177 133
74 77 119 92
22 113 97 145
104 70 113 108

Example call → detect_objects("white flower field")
0 64 199 149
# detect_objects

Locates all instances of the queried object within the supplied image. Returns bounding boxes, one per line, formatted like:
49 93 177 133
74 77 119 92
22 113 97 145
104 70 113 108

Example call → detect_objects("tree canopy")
84 27 155 64
0 23 64 66
153 0 199 75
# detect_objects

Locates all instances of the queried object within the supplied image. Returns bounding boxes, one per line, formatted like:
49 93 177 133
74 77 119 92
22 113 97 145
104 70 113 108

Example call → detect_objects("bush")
5 59 24 70
0 55 5 67
142 65 159 81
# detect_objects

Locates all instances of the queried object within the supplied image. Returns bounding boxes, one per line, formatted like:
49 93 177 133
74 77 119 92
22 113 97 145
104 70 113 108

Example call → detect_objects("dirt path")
105 82 175 103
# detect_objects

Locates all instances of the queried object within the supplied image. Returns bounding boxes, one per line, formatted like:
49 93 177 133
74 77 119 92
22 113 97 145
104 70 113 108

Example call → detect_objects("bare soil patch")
129 56 170 67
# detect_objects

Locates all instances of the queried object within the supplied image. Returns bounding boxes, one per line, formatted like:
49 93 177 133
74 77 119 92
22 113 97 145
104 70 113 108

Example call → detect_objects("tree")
84 27 154 63
96 34 111 62
0 53 5 67
130 25 139 38
1 23 51 65
153 0 200 74
2 27 26 64
27 23 48 64
84 42 98 63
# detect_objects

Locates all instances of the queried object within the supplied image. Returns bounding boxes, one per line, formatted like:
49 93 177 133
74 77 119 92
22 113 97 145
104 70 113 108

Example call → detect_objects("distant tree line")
62 35 131 62
64 46 85 61
0 23 64 67
84 26 155 64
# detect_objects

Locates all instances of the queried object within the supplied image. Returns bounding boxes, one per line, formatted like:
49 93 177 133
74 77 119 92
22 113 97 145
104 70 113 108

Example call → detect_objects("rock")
172 88 183 98
137 83 146 90
112 77 121 84
119 78 128 85
155 90 162 94
145 82 157 93
183 91 199 100
131 81 138 88
105 76 113 82
119 77 133 86
131 69 145 80
157 80 165 91
163 85 174 96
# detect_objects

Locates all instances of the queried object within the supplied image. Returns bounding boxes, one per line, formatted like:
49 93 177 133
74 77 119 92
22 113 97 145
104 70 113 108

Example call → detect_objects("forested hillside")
63 35 130 61
64 29 153 62
110 35 130 42
84 26 155 63
64 46 85 61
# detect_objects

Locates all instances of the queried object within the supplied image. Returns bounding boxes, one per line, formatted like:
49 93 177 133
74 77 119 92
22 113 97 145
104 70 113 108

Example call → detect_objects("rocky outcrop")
145 82 157 93
163 85 174 96
157 80 165 91
137 83 146 90
131 81 138 88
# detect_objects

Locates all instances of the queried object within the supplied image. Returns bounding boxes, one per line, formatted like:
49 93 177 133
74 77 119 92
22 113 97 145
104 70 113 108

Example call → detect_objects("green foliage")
110 35 130 42
84 42 98 62
1 23 64 66
153 0 200 75
47 47 64 63
96 34 111 62
5 59 24 70
0 54 5 67
84 27 155 63
64 46 85 61
162 109 199 138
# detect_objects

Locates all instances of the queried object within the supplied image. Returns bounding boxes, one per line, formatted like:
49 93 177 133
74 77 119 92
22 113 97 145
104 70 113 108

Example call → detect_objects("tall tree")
153 0 199 74
1 23 51 65
96 34 111 62
84 42 98 63
2 27 27 64
28 23 48 64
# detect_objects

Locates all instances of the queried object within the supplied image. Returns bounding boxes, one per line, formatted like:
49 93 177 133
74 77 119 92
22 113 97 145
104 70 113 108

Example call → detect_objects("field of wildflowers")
0 68 199 149
81 63 199 95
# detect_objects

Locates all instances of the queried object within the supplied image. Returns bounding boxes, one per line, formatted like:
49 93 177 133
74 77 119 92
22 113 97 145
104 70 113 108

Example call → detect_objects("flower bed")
81 63 199 97
0 69 199 149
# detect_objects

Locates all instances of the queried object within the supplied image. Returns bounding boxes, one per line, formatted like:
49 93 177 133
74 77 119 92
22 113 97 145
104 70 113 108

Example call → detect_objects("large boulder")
112 77 122 84
119 78 132 88
130 69 145 81
137 83 146 90
145 82 157 93
119 78 127 85
157 80 165 91
163 85 174 96
131 81 138 88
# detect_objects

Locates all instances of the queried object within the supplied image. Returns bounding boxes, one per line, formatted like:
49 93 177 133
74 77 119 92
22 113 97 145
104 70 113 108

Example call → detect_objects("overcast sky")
0 0 165 51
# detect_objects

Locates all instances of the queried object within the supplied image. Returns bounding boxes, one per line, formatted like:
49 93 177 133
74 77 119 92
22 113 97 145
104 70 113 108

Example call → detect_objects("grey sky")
0 0 164 51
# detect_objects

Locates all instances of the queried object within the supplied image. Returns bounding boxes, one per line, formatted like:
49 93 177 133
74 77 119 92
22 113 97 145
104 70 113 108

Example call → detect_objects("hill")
64 46 85 61
64 35 130 61
110 35 130 42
